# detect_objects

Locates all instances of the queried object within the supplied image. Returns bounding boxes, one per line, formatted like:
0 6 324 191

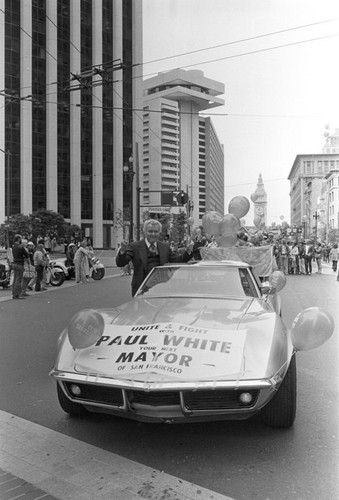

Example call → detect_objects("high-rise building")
142 69 225 223
0 0 143 248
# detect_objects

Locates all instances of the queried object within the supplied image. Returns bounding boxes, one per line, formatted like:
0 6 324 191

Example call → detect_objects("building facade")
0 0 143 248
142 69 225 223
288 153 339 240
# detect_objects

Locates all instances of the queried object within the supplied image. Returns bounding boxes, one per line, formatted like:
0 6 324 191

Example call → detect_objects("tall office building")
142 69 225 222
0 0 143 248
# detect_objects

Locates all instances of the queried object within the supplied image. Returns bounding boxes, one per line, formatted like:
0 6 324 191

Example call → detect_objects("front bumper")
51 370 282 423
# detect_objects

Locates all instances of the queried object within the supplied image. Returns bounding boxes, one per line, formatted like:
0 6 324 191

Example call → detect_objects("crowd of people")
6 234 95 299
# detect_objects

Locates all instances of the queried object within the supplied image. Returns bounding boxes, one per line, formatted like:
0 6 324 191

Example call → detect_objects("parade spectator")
298 241 306 274
21 241 35 296
33 243 46 292
278 239 289 274
329 243 338 272
303 240 314 275
66 243 76 267
116 219 194 296
74 239 90 283
290 242 300 274
11 234 29 299
314 242 323 274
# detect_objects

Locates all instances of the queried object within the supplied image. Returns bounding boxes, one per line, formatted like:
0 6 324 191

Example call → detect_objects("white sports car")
50 260 334 428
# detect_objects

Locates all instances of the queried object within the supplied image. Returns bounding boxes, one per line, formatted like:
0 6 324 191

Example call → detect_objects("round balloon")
291 307 334 351
187 217 194 226
220 213 240 237
202 211 222 237
250 193 258 203
268 271 286 292
218 233 238 247
68 309 105 349
228 196 250 219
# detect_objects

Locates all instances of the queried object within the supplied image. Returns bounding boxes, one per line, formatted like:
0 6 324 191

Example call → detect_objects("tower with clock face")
251 174 267 227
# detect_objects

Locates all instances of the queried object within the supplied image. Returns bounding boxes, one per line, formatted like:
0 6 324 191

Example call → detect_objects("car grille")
64 382 124 406
129 390 181 406
183 389 259 410
64 383 259 411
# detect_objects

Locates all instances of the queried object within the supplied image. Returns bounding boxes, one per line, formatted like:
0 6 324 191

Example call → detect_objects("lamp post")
123 156 135 241
313 211 319 242
302 215 307 239
0 148 10 247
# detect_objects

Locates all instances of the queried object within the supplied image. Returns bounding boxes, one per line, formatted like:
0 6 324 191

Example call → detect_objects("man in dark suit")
116 219 194 296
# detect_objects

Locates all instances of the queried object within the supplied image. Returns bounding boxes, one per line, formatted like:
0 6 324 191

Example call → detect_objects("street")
0 264 338 500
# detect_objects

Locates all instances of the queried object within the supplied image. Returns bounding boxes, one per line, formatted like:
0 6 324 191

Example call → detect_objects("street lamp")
313 211 320 242
123 156 135 241
302 215 307 239
0 148 10 247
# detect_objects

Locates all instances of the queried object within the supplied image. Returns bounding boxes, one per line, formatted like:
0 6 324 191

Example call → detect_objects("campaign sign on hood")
74 322 247 381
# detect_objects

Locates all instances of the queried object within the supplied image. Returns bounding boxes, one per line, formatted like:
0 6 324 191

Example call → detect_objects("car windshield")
137 265 259 298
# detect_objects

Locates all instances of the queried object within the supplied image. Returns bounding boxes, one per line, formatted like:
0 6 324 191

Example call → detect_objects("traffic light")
161 190 189 206
174 190 188 206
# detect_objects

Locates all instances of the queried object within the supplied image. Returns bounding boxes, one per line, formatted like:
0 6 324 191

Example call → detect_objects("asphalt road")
0 266 338 500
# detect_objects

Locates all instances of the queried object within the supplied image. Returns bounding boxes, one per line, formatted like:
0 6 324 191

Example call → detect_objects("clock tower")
251 174 267 228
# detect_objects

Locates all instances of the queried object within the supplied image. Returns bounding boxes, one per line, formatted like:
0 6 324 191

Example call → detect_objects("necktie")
149 243 156 254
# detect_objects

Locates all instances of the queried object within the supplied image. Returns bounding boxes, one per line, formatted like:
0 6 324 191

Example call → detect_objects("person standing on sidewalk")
74 239 90 283
329 243 338 272
11 234 29 299
33 243 46 292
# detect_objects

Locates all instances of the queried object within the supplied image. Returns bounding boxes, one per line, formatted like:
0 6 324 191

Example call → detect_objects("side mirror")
291 307 334 351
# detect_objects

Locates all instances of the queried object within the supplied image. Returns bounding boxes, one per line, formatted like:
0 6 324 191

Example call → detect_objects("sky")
142 0 339 226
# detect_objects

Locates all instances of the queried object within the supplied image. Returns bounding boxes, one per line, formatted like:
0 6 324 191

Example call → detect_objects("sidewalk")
0 410 234 500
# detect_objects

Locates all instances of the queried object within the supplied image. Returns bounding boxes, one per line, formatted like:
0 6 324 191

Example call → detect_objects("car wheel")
57 383 88 416
91 267 105 280
261 354 297 428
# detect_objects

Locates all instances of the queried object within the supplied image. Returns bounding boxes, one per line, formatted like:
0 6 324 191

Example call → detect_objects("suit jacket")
116 240 192 296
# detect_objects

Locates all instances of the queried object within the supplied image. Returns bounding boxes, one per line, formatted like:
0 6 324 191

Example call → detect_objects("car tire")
261 354 297 428
57 382 88 416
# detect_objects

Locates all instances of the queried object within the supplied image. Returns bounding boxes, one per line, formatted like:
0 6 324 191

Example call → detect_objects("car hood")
56 296 290 385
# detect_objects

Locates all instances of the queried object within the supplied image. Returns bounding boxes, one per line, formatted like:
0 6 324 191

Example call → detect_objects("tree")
0 209 81 247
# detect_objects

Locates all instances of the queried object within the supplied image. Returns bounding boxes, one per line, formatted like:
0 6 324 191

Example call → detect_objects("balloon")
228 196 250 219
202 211 222 237
187 217 194 226
218 233 238 247
68 309 105 349
250 193 258 203
280 215 284 220
291 307 334 351
268 271 286 292
220 213 240 237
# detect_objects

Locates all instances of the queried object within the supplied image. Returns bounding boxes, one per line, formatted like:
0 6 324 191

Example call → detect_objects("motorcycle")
53 253 105 281
46 257 66 287
0 260 11 289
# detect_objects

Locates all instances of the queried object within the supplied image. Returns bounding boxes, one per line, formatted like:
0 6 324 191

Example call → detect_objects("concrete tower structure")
142 69 225 222
0 0 143 248
252 174 267 228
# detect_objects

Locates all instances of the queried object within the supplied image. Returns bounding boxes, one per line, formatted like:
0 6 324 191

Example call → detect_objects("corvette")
50 260 334 428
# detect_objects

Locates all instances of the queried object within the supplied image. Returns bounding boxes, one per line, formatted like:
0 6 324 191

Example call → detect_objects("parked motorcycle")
46 257 65 287
0 261 11 289
53 253 105 281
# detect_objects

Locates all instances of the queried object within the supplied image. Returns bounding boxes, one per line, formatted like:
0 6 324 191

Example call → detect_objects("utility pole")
0 148 10 247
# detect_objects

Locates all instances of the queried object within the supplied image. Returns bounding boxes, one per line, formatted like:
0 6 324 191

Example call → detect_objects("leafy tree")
0 209 81 247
